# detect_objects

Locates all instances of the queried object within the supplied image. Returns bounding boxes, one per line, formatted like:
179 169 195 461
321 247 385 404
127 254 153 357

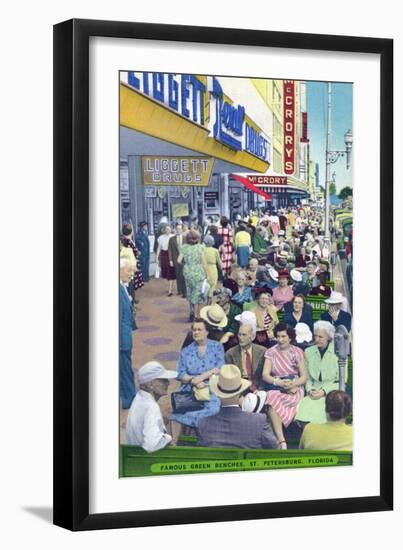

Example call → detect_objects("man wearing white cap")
197 364 279 449
126 361 177 453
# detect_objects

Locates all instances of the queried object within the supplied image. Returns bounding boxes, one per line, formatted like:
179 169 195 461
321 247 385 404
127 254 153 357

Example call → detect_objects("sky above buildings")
307 81 353 193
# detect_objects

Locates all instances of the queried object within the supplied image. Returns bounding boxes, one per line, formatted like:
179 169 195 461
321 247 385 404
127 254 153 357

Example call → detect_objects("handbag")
171 391 205 414
262 375 296 393
201 278 210 299
193 385 210 401
155 264 161 279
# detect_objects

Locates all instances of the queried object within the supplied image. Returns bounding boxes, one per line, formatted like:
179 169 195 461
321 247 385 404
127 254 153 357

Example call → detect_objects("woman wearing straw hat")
170 318 225 445
295 320 340 425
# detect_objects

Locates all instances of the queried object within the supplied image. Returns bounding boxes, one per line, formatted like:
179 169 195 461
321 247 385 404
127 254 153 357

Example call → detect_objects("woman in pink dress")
262 323 308 449
272 269 294 311
218 216 234 277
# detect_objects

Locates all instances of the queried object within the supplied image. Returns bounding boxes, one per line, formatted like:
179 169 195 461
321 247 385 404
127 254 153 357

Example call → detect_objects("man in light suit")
120 258 136 409
168 222 186 297
224 323 266 392
197 365 278 449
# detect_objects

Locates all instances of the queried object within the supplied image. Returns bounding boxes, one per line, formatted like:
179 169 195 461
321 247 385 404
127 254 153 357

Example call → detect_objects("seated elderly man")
126 361 177 453
225 322 266 392
197 364 279 449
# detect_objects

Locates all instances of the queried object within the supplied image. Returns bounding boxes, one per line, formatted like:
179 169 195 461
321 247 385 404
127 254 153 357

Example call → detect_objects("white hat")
279 230 285 236
138 361 177 384
271 239 280 247
210 364 251 398
268 267 278 281
325 291 345 304
290 269 302 282
295 323 313 343
234 310 257 326
241 391 267 413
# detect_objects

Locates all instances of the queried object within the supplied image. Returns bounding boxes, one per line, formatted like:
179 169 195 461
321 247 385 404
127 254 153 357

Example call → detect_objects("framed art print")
53 19 393 530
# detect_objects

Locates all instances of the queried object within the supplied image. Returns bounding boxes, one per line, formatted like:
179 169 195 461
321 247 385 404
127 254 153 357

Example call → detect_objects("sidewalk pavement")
120 277 191 443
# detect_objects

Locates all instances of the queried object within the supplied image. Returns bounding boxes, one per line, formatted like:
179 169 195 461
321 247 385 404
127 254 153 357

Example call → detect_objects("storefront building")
120 72 272 233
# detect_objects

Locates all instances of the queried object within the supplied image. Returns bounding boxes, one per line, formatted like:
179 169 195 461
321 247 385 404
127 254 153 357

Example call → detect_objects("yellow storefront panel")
120 83 269 173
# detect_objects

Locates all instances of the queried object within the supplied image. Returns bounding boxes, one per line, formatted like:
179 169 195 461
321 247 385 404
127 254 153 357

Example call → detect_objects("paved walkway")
120 277 192 443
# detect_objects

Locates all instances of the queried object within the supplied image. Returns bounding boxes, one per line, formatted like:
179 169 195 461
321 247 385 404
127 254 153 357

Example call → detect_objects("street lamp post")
324 82 353 245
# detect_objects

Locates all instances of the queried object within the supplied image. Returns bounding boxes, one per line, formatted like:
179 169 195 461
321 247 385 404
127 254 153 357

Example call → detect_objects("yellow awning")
120 83 269 173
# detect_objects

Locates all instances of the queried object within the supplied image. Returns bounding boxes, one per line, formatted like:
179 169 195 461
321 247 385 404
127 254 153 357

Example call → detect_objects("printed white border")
89 36 380 514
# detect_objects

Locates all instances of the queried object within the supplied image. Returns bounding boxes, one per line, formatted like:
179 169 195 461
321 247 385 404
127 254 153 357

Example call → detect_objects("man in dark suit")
168 222 186 297
197 364 278 449
120 258 136 409
224 323 266 392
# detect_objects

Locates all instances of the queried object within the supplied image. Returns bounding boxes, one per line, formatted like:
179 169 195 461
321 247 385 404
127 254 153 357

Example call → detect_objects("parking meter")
334 324 350 391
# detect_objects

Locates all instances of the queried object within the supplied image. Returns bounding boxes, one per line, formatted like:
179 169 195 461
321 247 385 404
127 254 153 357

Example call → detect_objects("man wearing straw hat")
197 364 279 449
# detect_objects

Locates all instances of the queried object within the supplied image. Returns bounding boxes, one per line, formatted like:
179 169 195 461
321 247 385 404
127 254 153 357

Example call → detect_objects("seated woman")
272 269 294 311
262 323 308 449
170 318 225 444
181 304 228 348
299 390 352 450
284 294 314 332
250 289 279 348
295 320 340 425
231 270 253 307
301 261 320 292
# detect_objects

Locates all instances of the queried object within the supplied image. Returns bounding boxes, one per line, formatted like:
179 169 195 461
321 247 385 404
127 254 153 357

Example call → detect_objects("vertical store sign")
283 80 295 174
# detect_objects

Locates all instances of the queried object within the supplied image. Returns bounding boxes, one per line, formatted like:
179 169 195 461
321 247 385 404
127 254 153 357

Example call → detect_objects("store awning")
230 173 272 200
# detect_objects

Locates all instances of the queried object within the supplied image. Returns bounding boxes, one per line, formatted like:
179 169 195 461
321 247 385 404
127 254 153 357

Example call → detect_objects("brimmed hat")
210 364 251 399
241 391 267 413
138 361 177 384
200 304 228 328
234 310 257 326
270 239 280 247
268 267 278 281
290 269 302 282
324 291 345 304
295 323 313 343
278 268 289 279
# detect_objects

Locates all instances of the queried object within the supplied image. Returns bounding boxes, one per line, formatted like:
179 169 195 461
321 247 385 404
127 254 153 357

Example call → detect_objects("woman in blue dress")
170 318 225 444
135 221 151 282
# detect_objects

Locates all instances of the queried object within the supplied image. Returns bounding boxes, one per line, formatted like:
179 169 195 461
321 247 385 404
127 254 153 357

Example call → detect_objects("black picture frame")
53 18 393 531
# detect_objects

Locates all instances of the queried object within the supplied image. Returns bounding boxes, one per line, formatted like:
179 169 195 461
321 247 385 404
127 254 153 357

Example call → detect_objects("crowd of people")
120 204 353 454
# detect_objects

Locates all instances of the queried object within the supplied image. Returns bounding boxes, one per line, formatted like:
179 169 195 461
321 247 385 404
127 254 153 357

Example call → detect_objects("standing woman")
234 223 252 268
218 216 234 277
135 221 151 282
177 230 208 321
120 223 144 298
262 323 308 449
203 235 222 303
156 225 176 296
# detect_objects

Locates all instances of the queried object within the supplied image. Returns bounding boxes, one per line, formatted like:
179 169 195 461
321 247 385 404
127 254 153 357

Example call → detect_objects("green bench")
120 443 352 477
